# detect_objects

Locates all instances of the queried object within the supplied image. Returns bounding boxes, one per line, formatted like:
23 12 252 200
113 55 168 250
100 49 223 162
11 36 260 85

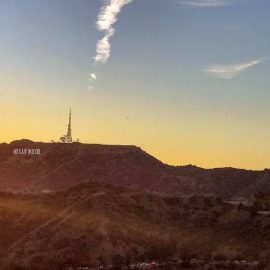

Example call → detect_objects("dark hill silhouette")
0 140 269 199
0 181 269 269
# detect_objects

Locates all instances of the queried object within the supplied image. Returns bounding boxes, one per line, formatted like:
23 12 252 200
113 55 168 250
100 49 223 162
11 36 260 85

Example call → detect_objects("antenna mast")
60 108 73 143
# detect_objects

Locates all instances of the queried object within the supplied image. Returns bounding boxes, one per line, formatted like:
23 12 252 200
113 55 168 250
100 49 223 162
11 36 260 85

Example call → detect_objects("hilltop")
0 140 270 199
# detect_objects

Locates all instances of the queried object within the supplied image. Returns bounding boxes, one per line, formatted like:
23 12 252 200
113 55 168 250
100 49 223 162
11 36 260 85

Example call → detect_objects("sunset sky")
0 0 270 169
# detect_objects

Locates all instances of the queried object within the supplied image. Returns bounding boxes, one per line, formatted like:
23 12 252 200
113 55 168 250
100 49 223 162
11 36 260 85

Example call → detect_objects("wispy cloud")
205 58 266 79
94 0 133 64
178 0 239 7
88 73 97 90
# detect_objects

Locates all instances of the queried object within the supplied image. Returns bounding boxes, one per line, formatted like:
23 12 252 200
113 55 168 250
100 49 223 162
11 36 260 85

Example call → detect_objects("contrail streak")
205 58 267 79
94 0 133 64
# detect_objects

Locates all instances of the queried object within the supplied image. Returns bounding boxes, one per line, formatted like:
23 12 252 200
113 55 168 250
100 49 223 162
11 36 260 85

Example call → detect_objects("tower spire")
67 108 71 137
60 108 73 143
66 108 72 143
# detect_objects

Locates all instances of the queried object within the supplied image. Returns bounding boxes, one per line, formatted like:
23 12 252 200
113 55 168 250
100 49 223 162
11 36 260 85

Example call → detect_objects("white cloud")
94 0 133 64
90 73 97 80
178 0 239 7
94 35 111 64
205 58 266 79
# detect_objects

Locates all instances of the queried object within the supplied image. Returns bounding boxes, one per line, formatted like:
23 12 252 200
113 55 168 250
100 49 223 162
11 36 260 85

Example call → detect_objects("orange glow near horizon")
1 98 269 171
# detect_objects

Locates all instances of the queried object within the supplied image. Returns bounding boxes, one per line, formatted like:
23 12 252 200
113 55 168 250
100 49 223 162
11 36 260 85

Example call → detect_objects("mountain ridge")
0 139 269 199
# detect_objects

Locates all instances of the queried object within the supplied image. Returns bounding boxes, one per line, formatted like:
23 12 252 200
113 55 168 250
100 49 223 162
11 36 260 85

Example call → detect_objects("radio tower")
60 108 73 143
67 108 72 142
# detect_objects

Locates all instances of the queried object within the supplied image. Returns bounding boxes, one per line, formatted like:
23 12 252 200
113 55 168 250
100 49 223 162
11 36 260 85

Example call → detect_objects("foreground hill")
0 140 270 199
0 182 270 269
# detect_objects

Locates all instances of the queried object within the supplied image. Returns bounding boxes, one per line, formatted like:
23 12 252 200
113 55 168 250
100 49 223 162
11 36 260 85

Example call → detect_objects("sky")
0 0 270 169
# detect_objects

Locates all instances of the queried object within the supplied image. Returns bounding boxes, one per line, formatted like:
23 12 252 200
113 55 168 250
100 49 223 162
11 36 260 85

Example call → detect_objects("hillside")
0 181 270 269
0 140 270 199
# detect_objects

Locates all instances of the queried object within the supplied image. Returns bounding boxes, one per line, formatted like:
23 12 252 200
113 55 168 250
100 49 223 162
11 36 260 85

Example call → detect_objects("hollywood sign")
13 148 41 155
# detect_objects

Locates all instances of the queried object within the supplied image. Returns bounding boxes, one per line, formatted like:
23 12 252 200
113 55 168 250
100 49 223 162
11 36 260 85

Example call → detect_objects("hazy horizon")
1 0 270 170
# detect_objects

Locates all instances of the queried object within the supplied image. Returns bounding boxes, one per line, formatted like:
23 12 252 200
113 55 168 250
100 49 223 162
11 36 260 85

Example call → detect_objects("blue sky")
0 0 270 169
